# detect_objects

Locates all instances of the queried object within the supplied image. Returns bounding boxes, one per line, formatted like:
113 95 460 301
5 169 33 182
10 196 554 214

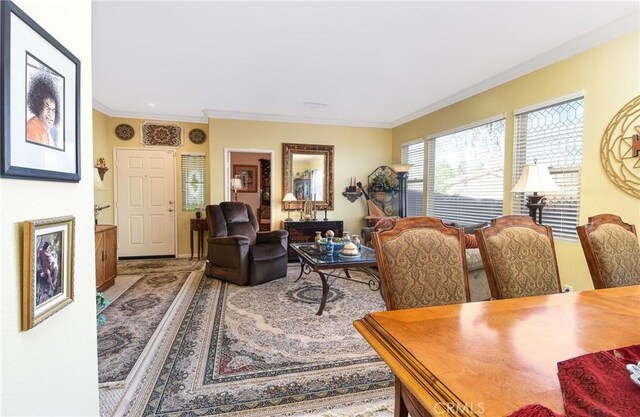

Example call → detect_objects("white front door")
115 148 176 257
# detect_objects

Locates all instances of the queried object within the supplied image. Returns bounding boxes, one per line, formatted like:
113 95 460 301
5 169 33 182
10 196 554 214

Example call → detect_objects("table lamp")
511 161 561 224
283 192 297 221
231 177 243 201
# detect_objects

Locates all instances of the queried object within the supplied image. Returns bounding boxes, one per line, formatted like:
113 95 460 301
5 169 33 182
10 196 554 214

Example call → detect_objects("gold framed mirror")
282 143 334 210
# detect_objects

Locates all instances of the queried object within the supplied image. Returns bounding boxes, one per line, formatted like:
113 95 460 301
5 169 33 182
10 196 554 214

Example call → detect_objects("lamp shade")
391 163 412 173
231 178 243 191
511 163 562 193
283 192 297 203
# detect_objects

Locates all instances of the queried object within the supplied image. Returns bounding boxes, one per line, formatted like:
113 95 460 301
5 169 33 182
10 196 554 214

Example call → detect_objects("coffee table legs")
316 271 330 315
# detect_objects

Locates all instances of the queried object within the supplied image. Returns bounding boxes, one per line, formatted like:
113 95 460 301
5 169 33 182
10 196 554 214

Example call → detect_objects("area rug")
107 266 394 417
97 261 202 385
116 258 202 276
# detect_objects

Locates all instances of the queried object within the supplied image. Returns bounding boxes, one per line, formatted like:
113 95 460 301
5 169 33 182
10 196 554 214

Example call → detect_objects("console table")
282 220 343 261
190 218 208 260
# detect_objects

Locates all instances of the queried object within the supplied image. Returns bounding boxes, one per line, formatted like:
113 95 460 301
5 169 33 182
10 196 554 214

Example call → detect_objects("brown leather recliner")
205 202 288 285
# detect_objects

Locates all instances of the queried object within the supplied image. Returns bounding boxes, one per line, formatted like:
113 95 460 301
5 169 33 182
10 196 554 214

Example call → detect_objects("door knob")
168 208 174 212
169 201 174 205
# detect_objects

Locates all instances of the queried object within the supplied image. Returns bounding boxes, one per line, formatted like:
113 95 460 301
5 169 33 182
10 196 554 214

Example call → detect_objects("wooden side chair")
576 213 640 289
475 215 562 299
371 216 471 310
371 216 470 417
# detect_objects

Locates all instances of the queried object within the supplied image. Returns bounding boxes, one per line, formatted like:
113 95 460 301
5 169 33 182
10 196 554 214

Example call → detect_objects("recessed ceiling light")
147 102 157 107
303 101 328 109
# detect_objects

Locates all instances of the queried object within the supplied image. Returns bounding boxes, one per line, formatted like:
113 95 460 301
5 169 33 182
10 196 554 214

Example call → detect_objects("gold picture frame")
22 215 75 330
232 164 258 193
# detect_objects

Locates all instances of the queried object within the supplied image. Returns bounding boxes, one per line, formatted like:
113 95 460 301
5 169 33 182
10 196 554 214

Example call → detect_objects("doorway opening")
225 148 274 231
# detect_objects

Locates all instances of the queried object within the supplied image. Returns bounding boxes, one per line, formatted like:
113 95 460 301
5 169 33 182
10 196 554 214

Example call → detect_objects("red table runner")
507 344 640 417
557 344 640 417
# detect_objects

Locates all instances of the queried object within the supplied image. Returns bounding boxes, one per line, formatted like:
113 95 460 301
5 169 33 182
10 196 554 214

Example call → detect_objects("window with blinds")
401 140 424 216
427 118 505 225
181 153 206 211
513 96 583 241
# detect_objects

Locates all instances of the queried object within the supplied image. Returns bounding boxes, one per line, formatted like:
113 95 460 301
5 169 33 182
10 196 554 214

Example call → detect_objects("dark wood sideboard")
282 220 343 261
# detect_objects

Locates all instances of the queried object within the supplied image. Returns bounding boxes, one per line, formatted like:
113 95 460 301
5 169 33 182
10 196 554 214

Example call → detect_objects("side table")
190 218 208 260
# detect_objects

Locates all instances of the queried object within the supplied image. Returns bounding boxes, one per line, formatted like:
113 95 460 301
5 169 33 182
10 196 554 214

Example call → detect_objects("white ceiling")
92 1 639 128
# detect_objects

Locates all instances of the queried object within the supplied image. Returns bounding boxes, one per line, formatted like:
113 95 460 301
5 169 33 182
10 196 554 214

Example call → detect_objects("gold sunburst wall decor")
600 95 640 199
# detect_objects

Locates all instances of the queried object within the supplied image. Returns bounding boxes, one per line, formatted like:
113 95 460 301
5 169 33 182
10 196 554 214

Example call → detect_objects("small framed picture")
1 1 81 182
23 216 75 330
232 164 258 193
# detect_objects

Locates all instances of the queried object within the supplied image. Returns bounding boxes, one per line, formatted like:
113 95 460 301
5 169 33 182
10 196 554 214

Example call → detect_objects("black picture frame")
1 1 81 182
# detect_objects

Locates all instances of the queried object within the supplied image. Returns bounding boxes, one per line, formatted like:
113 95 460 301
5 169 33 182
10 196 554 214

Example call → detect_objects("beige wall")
92 112 209 257
0 1 99 415
392 31 640 291
208 119 393 234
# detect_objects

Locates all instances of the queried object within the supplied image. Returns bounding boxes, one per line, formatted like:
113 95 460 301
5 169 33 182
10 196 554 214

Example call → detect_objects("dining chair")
371 216 470 417
371 216 471 311
576 213 640 289
475 215 562 299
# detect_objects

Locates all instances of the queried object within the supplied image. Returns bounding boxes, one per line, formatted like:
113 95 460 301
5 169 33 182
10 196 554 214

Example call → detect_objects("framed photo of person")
1 1 81 182
22 216 75 330
232 164 258 193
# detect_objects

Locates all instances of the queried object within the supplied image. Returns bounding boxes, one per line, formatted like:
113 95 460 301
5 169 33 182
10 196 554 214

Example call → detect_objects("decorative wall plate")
600 95 640 199
115 123 135 141
141 122 182 147
188 128 207 144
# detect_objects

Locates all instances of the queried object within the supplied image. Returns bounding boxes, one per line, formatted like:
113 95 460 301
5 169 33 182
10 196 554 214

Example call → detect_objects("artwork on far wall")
22 216 75 330
233 164 258 193
141 122 182 147
1 1 81 182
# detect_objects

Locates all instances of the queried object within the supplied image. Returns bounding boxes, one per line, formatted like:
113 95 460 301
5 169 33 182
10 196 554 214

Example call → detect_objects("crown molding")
203 109 392 128
92 99 208 124
391 12 639 128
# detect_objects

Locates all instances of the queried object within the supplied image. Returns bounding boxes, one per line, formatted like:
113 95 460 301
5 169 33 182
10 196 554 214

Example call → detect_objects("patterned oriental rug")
100 261 394 417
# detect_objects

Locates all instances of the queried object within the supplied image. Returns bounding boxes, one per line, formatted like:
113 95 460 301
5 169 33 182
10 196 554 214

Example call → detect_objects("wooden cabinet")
95 225 117 291
282 220 343 261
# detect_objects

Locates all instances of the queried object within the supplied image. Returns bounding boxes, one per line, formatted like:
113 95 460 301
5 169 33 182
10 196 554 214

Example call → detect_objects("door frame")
113 147 178 257
224 148 274 219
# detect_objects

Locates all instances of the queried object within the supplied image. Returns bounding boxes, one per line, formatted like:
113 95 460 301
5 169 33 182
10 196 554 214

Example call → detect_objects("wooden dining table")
354 285 640 417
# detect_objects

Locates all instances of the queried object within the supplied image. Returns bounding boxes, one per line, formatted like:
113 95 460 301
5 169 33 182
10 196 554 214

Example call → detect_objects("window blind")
401 140 424 216
181 153 206 211
427 119 505 225
512 97 583 241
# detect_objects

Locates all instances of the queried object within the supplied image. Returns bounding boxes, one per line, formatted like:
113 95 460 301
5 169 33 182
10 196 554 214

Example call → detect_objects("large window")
427 117 505 225
401 139 424 216
181 153 206 211
513 95 584 241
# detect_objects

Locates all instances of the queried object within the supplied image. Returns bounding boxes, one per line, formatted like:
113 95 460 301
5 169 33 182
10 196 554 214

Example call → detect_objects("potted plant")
369 169 399 202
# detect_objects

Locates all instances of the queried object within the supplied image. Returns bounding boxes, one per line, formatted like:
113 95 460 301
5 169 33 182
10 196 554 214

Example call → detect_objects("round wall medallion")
188 128 207 144
115 123 135 141
600 95 640 199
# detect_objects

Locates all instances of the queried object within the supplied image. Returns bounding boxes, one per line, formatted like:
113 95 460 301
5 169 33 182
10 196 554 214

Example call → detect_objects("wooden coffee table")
289 243 380 315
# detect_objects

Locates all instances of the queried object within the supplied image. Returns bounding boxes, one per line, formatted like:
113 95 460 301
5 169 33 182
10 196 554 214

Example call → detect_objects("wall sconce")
95 157 109 181
511 161 561 224
392 164 412 218
342 176 363 203
282 192 297 221
230 177 243 202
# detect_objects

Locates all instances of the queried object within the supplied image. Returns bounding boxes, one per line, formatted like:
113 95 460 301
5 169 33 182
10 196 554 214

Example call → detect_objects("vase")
373 192 392 203
314 231 322 249
326 237 334 255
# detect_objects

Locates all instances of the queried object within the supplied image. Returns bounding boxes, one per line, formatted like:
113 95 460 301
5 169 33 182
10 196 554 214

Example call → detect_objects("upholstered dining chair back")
371 217 471 311
576 213 640 289
475 215 562 299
